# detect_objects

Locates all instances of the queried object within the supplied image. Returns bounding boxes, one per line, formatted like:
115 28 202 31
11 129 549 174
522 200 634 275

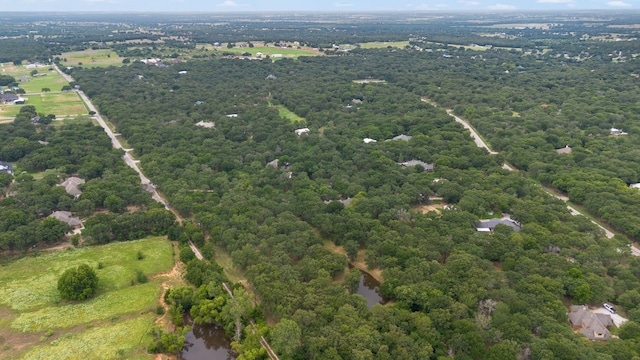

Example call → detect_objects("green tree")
57 264 99 301
270 318 302 359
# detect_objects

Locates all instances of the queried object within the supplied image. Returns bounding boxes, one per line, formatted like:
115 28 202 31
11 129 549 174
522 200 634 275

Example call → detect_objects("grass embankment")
0 237 174 359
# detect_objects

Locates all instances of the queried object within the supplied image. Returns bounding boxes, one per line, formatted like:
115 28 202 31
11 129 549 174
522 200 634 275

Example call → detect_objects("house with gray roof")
0 161 13 175
476 218 521 232
568 305 612 341
59 177 85 198
49 211 83 228
399 160 434 172
386 134 412 142
1 93 18 104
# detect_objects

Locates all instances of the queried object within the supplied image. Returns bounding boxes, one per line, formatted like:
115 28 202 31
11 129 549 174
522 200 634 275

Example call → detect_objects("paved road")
445 109 499 155
421 97 640 252
55 64 169 209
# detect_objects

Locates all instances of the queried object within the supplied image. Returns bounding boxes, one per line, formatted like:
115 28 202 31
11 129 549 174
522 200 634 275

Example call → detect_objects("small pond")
356 272 388 309
181 316 236 360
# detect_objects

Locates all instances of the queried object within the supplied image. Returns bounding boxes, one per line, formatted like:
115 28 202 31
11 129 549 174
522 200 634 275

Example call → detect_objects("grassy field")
210 44 321 59
1 63 67 93
0 92 87 118
273 104 305 123
341 41 410 49
60 49 124 68
21 315 155 360
0 237 174 359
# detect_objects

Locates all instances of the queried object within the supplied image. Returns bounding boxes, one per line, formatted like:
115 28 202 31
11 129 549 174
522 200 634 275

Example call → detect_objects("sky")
2 0 640 12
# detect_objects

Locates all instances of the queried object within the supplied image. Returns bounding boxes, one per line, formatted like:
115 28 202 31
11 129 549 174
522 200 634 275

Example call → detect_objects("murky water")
357 272 388 309
181 316 236 360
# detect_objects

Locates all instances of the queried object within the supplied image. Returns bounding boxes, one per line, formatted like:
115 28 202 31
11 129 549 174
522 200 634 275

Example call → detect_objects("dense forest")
2 11 640 360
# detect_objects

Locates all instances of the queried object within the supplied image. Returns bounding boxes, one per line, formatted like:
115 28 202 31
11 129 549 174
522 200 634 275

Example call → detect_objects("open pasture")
0 237 174 359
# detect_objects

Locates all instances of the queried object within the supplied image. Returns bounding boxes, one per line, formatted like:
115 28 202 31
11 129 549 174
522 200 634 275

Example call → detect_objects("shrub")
57 264 99 301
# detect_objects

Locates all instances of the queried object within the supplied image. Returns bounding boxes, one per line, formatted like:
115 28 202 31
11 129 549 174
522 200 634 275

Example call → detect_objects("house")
266 159 279 168
195 121 215 128
265 74 277 80
25 62 43 69
226 114 239 118
256 52 264 58
59 177 85 198
49 211 83 228
386 134 412 142
352 99 363 105
1 93 18 104
294 128 310 136
610 127 628 136
399 160 435 172
568 305 612 341
630 183 640 189
363 138 377 144
476 218 521 232
556 145 572 154
0 161 13 175
178 70 188 74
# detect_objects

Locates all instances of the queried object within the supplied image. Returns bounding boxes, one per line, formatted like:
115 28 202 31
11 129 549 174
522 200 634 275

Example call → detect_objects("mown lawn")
0 92 86 118
60 49 124 68
0 63 67 93
213 45 321 59
0 237 174 359
273 104 305 123
342 41 410 49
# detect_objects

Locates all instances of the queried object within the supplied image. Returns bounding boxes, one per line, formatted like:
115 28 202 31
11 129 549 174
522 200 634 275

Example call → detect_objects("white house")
363 138 377 144
294 128 310 136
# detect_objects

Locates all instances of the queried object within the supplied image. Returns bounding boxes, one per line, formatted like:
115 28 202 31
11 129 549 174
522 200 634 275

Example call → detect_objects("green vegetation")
21 315 156 360
3 11 640 360
0 237 173 358
272 104 305 123
214 45 320 59
57 264 99 301
59 50 123 68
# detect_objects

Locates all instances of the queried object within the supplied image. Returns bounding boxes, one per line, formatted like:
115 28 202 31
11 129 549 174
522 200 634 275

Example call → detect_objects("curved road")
445 109 499 155
421 97 639 250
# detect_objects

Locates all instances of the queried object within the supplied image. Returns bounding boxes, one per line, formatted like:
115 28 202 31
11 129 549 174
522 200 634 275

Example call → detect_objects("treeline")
0 38 48 64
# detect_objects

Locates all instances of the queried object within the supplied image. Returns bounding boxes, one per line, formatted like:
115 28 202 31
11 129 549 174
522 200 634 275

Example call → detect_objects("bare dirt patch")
416 204 444 214
324 241 383 282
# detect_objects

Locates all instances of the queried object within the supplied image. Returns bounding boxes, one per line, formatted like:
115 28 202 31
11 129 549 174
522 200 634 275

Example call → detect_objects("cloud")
407 3 449 9
487 3 517 9
537 0 574 3
458 0 480 5
218 0 240 7
334 2 353 7
607 1 631 6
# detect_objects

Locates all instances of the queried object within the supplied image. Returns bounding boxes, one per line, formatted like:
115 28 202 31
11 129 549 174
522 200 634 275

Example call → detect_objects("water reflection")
357 272 388 309
181 316 236 360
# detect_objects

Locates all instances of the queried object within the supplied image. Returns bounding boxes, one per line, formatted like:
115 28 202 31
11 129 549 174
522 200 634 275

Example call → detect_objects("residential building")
568 305 612 341
476 218 521 232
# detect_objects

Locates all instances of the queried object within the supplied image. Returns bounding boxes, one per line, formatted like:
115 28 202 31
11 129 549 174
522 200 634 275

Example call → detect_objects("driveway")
593 307 628 327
